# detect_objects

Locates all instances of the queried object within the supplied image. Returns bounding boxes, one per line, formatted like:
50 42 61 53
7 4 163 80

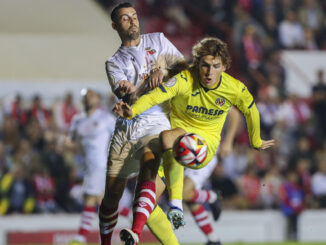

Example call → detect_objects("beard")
120 26 140 41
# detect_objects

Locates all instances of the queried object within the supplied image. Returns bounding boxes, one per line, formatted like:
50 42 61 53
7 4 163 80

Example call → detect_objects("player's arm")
114 74 185 118
63 118 82 152
105 60 135 101
218 107 241 158
235 83 275 150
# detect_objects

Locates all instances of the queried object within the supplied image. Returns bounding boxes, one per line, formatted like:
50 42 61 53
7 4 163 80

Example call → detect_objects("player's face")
198 55 225 88
83 91 99 111
115 7 140 40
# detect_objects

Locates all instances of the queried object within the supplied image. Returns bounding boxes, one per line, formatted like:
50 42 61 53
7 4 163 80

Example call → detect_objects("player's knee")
159 130 175 150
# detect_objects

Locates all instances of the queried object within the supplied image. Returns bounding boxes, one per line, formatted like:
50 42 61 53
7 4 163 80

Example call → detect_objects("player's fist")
116 80 136 97
112 101 133 118
148 68 164 89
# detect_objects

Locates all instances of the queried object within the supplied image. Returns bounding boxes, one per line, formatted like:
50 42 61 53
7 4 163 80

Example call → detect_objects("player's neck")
86 107 97 116
121 37 141 47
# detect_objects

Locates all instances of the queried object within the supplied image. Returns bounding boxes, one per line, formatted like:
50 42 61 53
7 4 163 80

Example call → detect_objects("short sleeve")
159 33 184 67
105 60 128 92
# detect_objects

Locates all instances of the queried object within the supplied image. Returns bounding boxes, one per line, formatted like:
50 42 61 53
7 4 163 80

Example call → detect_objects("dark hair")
192 37 231 69
110 2 133 23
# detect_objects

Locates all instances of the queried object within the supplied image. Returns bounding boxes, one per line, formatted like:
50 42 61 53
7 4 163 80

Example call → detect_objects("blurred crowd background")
0 0 326 239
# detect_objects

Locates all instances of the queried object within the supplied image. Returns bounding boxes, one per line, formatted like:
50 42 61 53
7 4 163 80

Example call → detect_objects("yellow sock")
162 149 184 201
147 205 179 245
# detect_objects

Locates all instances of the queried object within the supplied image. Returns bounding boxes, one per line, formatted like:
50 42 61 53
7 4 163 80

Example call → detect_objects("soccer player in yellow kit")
114 37 275 232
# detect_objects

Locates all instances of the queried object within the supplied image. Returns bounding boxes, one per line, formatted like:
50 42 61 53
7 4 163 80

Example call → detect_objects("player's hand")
112 101 133 118
258 139 276 150
116 80 136 97
148 68 164 90
218 140 233 159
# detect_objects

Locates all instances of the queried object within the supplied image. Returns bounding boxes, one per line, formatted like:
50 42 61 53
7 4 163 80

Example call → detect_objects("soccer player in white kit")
99 3 185 245
68 89 116 245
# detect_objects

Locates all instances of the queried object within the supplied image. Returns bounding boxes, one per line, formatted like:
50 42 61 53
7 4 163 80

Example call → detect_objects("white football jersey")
106 32 184 117
70 108 116 168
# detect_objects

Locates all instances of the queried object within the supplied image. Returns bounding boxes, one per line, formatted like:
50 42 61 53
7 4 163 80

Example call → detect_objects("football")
173 133 208 169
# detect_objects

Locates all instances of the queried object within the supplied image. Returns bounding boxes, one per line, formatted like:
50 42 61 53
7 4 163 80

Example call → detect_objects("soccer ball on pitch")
173 133 208 169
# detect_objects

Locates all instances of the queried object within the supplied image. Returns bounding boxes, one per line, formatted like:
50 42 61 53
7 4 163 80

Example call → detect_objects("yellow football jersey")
131 67 262 165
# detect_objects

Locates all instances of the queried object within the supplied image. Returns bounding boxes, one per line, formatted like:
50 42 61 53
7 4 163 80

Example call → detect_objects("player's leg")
146 174 179 245
188 203 221 245
122 151 160 241
70 194 102 245
120 135 163 244
160 127 186 228
100 135 140 245
183 156 221 244
100 174 127 245
71 160 107 245
184 154 221 220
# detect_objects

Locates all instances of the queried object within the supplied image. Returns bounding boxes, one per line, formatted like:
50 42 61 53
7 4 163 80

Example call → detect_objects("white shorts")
107 114 171 179
83 165 106 196
184 154 218 189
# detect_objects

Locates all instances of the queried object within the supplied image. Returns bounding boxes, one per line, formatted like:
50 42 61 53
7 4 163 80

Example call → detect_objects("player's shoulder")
175 69 192 81
107 49 126 65
221 72 244 90
142 32 164 40
71 112 86 124
97 108 116 120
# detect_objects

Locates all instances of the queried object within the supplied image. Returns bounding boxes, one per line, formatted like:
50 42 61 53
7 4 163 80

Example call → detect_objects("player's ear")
112 22 117 30
221 64 226 72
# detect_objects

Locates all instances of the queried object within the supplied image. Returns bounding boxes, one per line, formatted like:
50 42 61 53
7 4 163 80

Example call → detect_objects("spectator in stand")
222 144 248 181
278 10 304 49
295 158 313 207
260 165 282 209
279 169 304 240
278 0 296 21
1 115 20 152
257 85 280 138
210 163 239 209
303 27 318 50
0 164 35 214
288 136 316 172
42 137 71 212
262 12 279 46
32 165 57 213
275 95 311 152
12 139 41 178
311 69 326 144
28 95 50 129
10 94 28 133
55 92 79 132
298 0 324 35
242 24 263 71
232 4 267 52
25 118 45 152
262 50 286 98
311 158 326 208
0 140 12 178
237 164 261 209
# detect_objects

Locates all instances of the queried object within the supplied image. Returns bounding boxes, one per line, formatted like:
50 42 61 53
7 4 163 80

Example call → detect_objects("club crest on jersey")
215 97 225 107
164 77 177 87
145 47 156 55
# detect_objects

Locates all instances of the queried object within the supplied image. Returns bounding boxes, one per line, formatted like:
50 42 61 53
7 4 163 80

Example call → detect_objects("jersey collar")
199 74 222 92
